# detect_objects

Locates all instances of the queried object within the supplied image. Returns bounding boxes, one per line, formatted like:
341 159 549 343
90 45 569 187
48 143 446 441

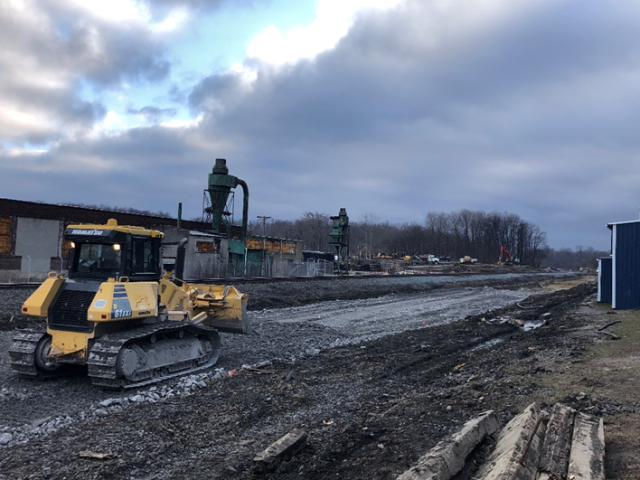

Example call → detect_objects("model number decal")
113 309 132 318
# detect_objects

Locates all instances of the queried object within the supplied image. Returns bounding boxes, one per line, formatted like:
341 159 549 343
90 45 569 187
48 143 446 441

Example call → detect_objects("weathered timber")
475 403 546 480
518 415 544 466
567 413 605 480
538 403 576 480
253 428 307 470
597 320 621 331
396 410 500 480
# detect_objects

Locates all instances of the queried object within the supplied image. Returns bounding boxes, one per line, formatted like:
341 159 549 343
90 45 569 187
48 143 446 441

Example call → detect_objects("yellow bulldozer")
9 219 249 389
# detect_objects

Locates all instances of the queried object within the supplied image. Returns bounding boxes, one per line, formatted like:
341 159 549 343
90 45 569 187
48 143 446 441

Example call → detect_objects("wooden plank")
0 216 11 235
567 413 605 480
0 235 10 255
0 216 11 254
475 403 545 480
253 428 307 470
539 403 576 479
397 410 500 480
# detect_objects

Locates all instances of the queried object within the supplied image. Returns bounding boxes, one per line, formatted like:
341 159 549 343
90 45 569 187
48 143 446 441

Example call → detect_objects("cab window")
131 237 154 274
75 243 121 274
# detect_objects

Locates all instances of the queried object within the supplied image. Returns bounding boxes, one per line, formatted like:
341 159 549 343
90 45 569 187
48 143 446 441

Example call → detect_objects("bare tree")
541 245 606 270
251 208 551 266
295 212 331 251
421 209 549 265
359 213 379 258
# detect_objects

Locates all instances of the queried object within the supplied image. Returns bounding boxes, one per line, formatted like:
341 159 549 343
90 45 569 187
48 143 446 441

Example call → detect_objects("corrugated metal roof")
0 197 209 231
607 219 640 228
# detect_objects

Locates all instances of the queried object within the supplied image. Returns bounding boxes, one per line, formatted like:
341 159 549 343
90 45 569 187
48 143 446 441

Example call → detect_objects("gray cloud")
45 7 170 86
179 0 640 249
2 0 639 250
0 0 177 144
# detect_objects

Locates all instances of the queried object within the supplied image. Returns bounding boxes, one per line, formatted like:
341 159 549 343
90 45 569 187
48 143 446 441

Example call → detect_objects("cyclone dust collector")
204 158 249 241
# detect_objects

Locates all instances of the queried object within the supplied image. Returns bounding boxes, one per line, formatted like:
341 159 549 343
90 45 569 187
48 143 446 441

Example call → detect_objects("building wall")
612 222 640 309
0 198 208 278
14 218 62 273
187 234 225 279
0 199 305 280
159 226 228 280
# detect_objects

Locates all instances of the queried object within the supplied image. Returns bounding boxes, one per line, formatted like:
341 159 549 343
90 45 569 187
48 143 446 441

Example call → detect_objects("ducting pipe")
234 178 249 243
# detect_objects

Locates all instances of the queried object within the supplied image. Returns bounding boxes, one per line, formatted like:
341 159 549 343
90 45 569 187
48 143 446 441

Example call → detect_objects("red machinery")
499 246 511 263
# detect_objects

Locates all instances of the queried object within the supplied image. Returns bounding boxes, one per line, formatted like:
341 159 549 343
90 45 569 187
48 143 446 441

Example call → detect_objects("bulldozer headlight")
113 244 121 251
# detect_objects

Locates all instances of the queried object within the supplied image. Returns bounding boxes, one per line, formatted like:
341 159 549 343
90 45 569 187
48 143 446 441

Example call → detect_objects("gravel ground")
0 274 550 445
233 271 568 310
0 278 610 480
0 270 569 326
0 271 590 480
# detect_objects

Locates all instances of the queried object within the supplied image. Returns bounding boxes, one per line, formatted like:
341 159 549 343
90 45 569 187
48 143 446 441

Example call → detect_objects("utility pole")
257 215 271 276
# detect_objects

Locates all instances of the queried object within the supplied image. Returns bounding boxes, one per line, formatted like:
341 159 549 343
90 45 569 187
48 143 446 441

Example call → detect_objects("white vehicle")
427 254 440 265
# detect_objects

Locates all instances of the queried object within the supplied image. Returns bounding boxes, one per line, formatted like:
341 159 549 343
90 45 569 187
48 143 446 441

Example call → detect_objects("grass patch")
531 305 640 479
533 308 640 404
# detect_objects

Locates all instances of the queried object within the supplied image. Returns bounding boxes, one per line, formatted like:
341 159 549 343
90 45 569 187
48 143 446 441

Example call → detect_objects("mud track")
0 272 625 479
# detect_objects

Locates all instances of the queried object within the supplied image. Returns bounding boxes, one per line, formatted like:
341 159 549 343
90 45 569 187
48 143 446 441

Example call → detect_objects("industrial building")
598 219 640 309
0 196 302 282
0 159 325 281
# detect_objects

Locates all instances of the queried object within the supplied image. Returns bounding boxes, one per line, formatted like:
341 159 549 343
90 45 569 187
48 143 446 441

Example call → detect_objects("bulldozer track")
9 330 43 377
87 322 221 389
9 329 82 379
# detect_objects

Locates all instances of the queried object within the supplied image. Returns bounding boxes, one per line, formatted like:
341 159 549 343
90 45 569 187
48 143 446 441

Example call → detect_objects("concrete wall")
14 218 61 273
186 233 225 279
159 226 228 279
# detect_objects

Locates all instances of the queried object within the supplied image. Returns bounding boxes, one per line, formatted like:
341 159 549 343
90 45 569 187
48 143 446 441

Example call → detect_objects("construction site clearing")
0 272 638 479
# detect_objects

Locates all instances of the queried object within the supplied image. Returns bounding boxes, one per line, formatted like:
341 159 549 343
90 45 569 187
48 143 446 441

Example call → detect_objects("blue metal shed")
608 220 640 309
597 256 612 303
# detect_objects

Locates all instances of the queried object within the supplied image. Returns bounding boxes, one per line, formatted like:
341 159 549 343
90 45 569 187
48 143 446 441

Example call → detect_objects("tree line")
540 246 609 271
65 202 607 269
247 209 608 269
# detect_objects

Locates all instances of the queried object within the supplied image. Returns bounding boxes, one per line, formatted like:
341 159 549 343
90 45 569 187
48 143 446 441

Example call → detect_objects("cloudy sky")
1 0 638 249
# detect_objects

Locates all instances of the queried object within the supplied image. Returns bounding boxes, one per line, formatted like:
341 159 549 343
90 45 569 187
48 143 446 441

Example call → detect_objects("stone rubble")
0 362 274 449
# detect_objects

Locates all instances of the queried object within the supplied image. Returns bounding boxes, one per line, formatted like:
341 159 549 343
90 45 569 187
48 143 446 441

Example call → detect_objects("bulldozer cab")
66 219 164 282
76 243 121 275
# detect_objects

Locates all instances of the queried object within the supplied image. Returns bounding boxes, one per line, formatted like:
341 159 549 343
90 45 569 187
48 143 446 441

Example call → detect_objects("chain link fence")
188 259 335 280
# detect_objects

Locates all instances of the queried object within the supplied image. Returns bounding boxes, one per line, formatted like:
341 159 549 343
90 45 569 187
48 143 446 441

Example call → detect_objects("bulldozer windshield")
75 243 122 276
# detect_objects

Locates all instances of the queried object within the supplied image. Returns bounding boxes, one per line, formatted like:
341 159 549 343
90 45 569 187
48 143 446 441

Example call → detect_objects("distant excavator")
498 246 518 265
10 219 249 389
